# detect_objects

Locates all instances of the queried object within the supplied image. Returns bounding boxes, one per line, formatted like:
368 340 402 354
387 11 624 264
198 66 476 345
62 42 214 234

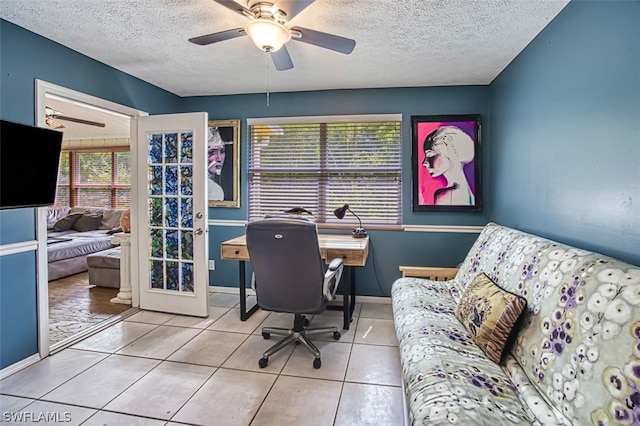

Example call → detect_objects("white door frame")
35 80 148 358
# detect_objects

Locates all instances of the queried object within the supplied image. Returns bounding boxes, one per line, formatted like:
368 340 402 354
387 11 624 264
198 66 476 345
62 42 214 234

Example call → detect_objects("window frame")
56 147 131 209
247 114 403 230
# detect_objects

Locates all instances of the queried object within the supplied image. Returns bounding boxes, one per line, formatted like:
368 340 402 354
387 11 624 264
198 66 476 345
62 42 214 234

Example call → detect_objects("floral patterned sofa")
392 222 639 425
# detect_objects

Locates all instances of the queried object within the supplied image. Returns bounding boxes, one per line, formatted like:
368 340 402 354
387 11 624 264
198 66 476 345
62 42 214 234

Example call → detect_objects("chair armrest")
328 257 343 271
323 258 344 301
399 266 459 281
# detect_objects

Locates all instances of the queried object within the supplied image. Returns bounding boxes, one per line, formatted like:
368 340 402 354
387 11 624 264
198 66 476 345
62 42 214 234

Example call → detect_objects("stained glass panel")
180 166 193 195
150 260 164 289
166 230 179 259
181 231 193 260
182 263 194 292
149 134 163 163
150 228 163 258
181 132 193 162
149 166 163 195
165 198 179 227
166 261 179 290
181 198 193 228
147 129 197 295
164 133 178 163
150 198 163 226
165 166 179 195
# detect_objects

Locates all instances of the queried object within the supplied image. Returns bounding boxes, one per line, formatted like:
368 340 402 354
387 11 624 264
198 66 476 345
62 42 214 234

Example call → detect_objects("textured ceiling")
1 0 570 98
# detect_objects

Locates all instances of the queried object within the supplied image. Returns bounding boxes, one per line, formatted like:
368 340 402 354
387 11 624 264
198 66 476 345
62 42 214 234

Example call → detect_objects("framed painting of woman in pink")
411 115 482 212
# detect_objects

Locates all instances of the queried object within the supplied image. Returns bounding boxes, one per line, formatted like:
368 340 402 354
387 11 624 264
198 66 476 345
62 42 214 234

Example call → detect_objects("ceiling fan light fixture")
245 19 290 52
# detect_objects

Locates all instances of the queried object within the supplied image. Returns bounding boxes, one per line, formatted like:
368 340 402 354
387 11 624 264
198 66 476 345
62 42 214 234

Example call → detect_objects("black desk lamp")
333 204 367 238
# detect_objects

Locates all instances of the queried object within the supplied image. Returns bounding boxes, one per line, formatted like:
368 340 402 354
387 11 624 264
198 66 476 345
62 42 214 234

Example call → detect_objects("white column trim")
0 241 37 256
208 219 247 227
403 225 484 233
208 219 483 234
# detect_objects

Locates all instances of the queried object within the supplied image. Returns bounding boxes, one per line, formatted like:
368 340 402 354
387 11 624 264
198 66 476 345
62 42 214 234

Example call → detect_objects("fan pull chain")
265 52 270 107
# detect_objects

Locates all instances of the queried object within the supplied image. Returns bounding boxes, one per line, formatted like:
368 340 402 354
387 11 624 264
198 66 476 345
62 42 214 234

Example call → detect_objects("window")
248 115 402 227
55 149 131 208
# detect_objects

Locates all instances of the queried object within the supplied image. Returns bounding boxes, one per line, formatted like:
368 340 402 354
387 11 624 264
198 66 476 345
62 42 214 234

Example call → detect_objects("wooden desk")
220 234 369 330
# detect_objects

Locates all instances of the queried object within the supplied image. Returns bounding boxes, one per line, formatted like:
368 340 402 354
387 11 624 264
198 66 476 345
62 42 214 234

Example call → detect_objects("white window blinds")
248 115 402 226
55 150 131 208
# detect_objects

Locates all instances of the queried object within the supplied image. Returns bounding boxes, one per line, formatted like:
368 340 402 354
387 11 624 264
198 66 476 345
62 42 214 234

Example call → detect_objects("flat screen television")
1 119 63 210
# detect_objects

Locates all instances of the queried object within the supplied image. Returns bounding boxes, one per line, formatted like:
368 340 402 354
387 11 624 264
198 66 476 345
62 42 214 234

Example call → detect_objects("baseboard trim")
403 224 484 233
0 353 41 380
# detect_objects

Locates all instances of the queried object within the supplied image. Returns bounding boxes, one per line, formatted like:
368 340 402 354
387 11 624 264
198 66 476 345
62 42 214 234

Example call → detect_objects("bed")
46 207 125 281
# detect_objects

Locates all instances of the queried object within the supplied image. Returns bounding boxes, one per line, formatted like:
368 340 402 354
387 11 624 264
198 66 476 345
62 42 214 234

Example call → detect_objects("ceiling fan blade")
271 45 294 71
189 28 246 46
50 115 105 128
212 0 252 18
274 0 314 21
45 117 65 130
291 27 356 54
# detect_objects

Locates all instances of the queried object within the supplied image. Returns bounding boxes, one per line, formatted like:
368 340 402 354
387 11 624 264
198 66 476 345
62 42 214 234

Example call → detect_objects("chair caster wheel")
262 332 270 339
259 357 269 368
313 358 321 369
333 331 341 340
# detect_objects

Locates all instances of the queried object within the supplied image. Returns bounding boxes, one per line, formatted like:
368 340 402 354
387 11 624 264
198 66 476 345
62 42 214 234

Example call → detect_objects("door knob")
195 228 203 235
196 212 203 219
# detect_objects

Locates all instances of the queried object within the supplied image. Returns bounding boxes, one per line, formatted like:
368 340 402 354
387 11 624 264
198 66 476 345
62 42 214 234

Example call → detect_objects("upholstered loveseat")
47 207 125 281
392 222 639 425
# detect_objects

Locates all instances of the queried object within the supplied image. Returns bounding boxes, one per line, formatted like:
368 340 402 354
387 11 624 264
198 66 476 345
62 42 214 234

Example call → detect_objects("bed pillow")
454 273 527 364
52 213 83 232
46 207 71 229
72 213 104 232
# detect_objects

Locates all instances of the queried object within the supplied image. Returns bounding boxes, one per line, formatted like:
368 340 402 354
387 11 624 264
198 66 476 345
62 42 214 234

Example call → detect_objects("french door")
133 113 209 317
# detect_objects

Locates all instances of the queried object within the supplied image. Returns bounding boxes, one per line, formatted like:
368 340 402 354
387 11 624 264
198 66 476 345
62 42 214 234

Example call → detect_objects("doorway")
35 80 147 356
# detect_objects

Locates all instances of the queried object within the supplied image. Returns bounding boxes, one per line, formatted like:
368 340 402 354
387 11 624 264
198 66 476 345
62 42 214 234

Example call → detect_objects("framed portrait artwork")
207 119 240 208
411 115 482 212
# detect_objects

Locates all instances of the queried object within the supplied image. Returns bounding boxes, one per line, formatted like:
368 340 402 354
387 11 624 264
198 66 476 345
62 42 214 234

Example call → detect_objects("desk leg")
239 260 259 321
349 266 357 320
329 266 356 330
341 267 351 330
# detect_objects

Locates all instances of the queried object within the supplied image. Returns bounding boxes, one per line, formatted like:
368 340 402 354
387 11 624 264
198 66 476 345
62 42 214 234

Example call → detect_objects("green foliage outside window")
55 150 131 208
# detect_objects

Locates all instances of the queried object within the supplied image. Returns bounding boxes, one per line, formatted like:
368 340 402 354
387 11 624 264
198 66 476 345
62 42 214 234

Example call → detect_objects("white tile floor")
0 293 405 425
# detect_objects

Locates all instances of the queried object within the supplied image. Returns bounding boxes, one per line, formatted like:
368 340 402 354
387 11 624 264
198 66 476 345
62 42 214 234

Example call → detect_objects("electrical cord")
367 237 389 297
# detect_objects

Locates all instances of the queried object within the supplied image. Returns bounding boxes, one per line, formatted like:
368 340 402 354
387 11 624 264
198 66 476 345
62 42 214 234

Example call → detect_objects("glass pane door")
135 113 208 317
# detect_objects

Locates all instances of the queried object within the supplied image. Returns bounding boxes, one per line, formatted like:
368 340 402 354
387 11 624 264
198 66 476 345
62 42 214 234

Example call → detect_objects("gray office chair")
246 217 344 369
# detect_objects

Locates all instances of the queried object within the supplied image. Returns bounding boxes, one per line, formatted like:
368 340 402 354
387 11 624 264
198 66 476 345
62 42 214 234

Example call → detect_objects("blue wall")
0 251 38 368
0 19 486 369
2 0 638 370
0 209 38 369
0 21 182 123
183 89 490 295
0 19 183 369
490 1 640 265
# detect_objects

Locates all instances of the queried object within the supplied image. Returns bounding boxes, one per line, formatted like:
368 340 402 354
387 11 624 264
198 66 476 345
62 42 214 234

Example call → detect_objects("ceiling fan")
45 107 106 129
189 0 356 71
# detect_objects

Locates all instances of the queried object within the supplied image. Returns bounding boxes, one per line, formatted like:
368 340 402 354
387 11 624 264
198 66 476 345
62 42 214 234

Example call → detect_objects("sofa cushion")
87 247 121 269
455 273 526 364
52 213 83 231
72 213 103 232
69 206 125 230
454 223 640 424
100 209 125 230
392 277 536 424
47 207 71 229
